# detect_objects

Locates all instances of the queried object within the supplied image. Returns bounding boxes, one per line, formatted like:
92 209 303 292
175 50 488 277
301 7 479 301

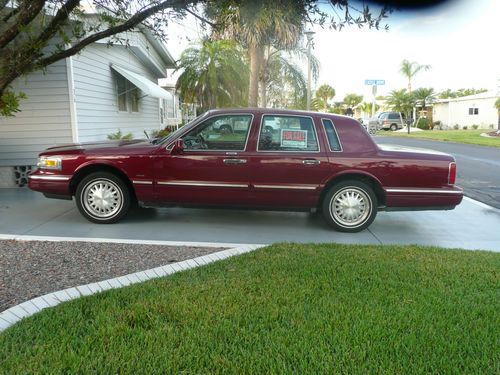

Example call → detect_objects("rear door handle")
302 159 320 165
223 158 247 164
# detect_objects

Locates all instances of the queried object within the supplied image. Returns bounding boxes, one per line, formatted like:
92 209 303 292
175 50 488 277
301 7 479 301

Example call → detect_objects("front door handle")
223 158 247 164
302 159 320 165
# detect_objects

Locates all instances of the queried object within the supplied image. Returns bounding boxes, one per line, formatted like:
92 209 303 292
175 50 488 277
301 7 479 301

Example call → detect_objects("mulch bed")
0 240 226 312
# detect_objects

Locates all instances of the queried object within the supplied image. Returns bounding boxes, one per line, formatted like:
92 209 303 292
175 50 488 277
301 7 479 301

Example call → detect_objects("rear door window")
258 115 319 152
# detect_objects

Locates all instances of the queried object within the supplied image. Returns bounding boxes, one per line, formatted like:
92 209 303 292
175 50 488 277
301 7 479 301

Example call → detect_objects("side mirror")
171 139 184 155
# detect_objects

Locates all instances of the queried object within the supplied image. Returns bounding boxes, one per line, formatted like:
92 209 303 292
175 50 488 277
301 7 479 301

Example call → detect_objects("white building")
432 91 499 129
0 27 183 186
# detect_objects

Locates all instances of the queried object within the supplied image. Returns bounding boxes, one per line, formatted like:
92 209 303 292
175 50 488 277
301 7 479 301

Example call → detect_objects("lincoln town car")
28 109 463 232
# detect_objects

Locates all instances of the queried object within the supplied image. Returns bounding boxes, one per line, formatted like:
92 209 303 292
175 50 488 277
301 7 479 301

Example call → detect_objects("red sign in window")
281 129 307 148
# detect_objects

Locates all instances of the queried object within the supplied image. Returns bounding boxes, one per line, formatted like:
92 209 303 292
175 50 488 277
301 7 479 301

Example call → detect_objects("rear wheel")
390 124 398 131
75 172 131 224
322 180 377 232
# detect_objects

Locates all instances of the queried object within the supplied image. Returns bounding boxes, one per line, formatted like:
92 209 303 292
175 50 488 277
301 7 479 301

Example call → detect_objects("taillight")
384 120 389 124
448 162 456 185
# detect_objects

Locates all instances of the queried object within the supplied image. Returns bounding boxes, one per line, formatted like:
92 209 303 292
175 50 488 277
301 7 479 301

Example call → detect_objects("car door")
154 113 254 206
247 114 331 208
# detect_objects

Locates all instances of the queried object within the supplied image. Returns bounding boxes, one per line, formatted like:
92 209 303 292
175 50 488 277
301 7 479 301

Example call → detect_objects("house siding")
72 43 163 142
0 59 72 166
433 95 498 129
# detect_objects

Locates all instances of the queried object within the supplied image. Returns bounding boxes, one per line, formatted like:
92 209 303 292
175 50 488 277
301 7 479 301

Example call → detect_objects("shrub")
462 125 468 130
151 128 171 138
453 124 460 130
489 124 495 129
472 124 479 130
107 129 133 140
416 118 431 130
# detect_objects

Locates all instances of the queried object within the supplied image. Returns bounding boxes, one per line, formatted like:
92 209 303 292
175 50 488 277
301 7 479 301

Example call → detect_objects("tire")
75 172 131 224
322 180 378 233
390 124 397 131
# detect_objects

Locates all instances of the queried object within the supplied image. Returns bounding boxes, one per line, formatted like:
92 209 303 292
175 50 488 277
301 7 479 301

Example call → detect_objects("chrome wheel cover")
330 187 371 228
82 179 123 219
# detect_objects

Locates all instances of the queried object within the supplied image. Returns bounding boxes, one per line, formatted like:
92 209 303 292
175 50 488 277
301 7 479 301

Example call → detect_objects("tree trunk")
260 79 267 108
248 42 263 107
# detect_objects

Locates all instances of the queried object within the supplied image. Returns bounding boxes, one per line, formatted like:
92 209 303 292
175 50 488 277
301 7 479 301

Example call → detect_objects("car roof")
204 108 354 121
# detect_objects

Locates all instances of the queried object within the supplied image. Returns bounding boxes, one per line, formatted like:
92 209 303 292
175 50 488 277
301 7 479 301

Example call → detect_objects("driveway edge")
0 238 265 333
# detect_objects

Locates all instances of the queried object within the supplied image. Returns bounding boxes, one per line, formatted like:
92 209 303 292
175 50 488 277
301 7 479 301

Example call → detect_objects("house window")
116 75 139 112
468 107 478 115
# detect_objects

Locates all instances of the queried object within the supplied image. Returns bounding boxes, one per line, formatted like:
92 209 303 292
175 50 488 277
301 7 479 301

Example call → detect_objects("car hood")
44 139 154 153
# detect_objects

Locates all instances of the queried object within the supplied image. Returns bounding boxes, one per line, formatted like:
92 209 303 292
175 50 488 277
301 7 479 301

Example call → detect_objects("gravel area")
0 240 227 312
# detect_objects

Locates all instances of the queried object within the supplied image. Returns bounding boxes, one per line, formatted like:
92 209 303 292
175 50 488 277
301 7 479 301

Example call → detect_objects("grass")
1 243 499 374
379 129 500 147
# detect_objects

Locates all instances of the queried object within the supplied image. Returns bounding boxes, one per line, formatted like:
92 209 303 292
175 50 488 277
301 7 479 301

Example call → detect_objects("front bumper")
28 170 72 198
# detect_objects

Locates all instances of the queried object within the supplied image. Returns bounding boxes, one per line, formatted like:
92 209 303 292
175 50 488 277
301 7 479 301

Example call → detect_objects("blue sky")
165 0 499 101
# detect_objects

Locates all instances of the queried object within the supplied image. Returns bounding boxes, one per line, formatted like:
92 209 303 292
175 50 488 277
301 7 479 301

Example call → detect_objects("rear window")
321 119 342 151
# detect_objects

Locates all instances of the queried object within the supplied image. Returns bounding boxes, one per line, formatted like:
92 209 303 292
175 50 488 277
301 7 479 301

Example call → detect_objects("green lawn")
1 243 499 374
379 129 500 147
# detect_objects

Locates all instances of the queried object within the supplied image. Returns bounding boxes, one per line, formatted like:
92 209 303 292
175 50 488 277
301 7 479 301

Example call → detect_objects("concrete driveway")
1 188 499 252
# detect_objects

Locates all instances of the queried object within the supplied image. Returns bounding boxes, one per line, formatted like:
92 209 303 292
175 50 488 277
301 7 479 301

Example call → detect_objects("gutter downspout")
66 56 79 143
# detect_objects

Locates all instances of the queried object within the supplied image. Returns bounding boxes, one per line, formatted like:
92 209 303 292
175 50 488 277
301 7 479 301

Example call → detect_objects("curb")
0 239 265 333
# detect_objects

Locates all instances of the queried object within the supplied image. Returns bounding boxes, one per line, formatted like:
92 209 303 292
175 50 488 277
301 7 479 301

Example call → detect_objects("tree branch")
35 0 81 45
184 7 215 28
38 0 191 67
0 0 47 49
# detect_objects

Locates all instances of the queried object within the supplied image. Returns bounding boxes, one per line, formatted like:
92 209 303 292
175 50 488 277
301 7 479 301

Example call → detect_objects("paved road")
375 136 500 208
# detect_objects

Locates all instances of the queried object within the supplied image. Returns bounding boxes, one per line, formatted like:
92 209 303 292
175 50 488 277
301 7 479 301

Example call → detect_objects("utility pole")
305 30 315 111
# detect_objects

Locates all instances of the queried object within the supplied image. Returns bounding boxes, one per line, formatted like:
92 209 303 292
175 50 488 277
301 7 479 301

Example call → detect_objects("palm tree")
386 89 416 118
359 102 379 117
175 40 249 112
413 87 435 118
343 93 363 116
495 97 500 130
209 1 306 107
260 46 319 108
315 84 335 112
400 60 431 93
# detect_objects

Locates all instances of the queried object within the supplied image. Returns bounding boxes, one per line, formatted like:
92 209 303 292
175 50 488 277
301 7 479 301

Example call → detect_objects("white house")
0 27 181 186
432 91 499 129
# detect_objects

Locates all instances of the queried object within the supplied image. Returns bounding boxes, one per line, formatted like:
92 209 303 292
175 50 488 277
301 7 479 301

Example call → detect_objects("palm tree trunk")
248 42 263 107
260 79 267 108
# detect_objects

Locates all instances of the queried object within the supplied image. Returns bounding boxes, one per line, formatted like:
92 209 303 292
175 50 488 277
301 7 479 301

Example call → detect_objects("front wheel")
75 172 131 223
322 180 378 232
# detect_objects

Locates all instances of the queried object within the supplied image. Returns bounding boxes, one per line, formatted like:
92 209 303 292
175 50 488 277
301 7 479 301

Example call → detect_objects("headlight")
37 157 62 170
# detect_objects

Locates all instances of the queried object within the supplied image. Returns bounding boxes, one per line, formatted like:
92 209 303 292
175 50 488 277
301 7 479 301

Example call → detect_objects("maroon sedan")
28 109 463 232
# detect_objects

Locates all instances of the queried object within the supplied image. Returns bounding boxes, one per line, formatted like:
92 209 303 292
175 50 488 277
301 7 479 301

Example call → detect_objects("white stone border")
0 237 265 333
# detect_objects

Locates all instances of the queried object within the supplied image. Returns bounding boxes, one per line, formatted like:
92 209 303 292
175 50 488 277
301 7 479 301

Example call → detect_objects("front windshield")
153 113 208 145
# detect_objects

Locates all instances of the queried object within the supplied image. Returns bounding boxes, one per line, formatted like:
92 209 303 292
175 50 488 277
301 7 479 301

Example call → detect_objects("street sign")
365 79 385 85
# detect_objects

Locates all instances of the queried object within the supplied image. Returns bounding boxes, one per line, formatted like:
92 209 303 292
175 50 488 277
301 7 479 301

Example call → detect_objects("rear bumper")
384 186 463 209
28 170 72 198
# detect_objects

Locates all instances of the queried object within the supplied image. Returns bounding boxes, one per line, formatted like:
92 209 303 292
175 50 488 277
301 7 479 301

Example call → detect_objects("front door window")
183 115 252 151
